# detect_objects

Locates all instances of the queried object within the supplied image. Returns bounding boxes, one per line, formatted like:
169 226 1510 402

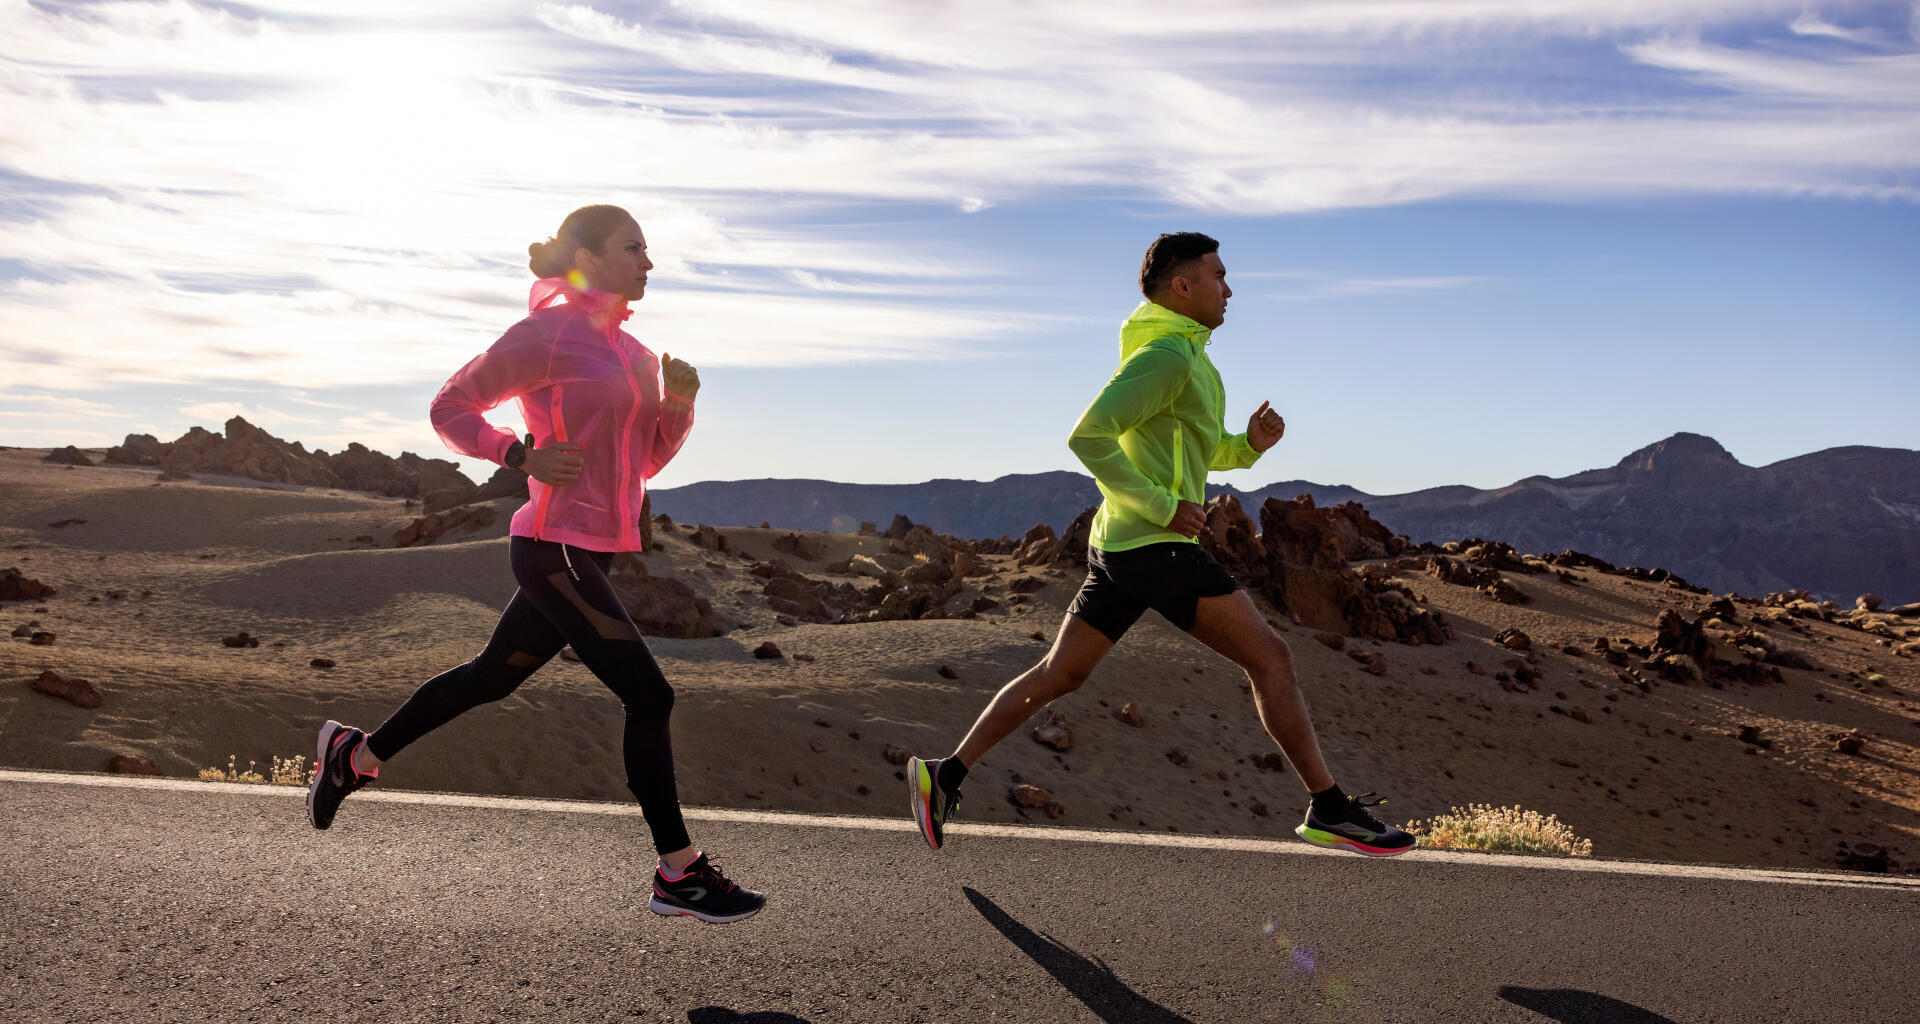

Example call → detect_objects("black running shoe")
649 853 766 924
907 755 962 850
1295 792 1416 857
306 719 375 830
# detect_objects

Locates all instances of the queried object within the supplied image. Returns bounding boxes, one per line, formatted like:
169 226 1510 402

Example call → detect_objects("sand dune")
2 447 1916 873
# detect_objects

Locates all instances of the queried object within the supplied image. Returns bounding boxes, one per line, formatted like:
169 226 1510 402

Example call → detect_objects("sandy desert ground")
3 447 1916 873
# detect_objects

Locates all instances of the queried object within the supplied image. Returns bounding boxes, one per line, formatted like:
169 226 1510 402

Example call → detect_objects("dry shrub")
1405 803 1593 857
198 754 310 785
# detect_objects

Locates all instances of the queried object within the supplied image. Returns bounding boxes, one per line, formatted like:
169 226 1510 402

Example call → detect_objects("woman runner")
305 204 766 924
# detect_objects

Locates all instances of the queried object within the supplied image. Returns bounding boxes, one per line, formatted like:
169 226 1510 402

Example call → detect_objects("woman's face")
578 220 652 300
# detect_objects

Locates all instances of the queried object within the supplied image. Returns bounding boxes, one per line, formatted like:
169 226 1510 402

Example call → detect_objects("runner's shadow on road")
1498 986 1679 1023
964 886 1195 1024
686 1009 812 1023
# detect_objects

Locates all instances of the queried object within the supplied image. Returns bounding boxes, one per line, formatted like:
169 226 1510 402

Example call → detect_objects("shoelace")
1346 793 1389 831
690 858 740 895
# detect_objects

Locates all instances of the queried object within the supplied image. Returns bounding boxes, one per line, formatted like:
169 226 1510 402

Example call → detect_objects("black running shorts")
1066 541 1240 642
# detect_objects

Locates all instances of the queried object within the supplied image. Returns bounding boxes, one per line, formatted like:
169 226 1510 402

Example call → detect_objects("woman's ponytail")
527 236 569 279
526 205 634 279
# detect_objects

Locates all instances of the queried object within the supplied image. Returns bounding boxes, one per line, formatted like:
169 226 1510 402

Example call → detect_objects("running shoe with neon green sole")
1295 792 1415 857
907 756 962 850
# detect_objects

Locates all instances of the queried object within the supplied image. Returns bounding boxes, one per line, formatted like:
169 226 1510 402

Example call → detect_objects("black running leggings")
367 536 691 855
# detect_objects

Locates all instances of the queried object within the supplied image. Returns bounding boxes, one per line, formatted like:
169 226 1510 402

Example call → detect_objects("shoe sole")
907 757 941 850
1295 825 1412 857
306 719 343 829
648 897 764 924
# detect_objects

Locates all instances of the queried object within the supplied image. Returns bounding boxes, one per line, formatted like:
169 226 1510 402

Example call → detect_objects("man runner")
908 232 1414 858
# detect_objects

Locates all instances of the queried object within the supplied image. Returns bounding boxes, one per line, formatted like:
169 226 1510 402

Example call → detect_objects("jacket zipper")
1171 429 1185 503
607 337 644 551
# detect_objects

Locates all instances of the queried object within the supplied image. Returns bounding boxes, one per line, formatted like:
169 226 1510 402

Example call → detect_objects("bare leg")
1185 590 1335 793
952 613 1113 767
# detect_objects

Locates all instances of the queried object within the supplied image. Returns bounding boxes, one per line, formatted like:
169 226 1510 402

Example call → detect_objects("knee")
467 655 532 704
621 677 675 720
1245 638 1296 685
1038 660 1092 699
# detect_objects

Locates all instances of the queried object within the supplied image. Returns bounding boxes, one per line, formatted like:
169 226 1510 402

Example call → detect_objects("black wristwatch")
504 436 529 470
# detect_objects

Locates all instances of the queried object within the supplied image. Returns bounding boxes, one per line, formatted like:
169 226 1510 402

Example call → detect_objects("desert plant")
1404 803 1594 857
198 754 310 785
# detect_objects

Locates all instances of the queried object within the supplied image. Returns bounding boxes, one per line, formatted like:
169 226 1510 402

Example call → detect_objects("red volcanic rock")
392 505 498 547
310 658 336 669
1856 594 1883 612
1347 649 1388 675
1495 629 1532 651
883 514 916 540
1199 494 1264 577
221 631 259 648
1031 710 1072 751
689 524 733 553
773 531 827 561
108 755 161 775
607 573 722 638
106 433 168 466
30 631 56 645
32 670 102 708
1114 702 1145 727
161 417 337 487
1 568 55 601
425 466 530 514
1829 729 1868 755
753 641 783 660
1014 524 1059 567
1260 495 1402 569
1054 507 1096 568
41 446 95 466
1834 842 1890 873
882 744 911 766
1007 784 1062 819
325 442 469 499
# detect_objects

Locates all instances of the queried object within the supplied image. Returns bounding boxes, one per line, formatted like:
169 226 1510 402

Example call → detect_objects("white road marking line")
4 768 1914 893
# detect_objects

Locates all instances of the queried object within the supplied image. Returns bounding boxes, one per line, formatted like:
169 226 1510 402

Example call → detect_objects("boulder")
41 446 94 466
221 631 259 648
1 568 55 601
424 466 529 514
1031 710 1072 751
753 641 783 660
324 442 470 499
1857 594 1883 612
105 433 166 466
1199 495 1264 577
883 514 916 540
1053 507 1097 569
108 755 161 775
32 670 102 708
608 574 722 638
1495 628 1532 652
391 505 498 547
774 532 827 561
161 417 337 487
688 525 733 553
1014 524 1059 567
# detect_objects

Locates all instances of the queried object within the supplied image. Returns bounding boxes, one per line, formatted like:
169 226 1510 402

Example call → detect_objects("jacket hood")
1119 301 1211 361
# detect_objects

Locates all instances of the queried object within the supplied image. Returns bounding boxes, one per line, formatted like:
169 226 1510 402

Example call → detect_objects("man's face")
1172 252 1230 329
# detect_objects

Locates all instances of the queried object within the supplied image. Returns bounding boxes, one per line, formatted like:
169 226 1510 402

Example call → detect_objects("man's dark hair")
1138 232 1219 298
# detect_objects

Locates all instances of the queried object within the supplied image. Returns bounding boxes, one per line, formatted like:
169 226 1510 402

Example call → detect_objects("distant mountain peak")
1611 432 1750 489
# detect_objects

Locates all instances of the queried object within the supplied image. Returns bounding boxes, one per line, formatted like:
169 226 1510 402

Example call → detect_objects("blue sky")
2 0 1915 495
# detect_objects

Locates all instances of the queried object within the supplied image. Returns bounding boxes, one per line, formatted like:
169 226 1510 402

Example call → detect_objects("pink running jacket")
429 278 695 552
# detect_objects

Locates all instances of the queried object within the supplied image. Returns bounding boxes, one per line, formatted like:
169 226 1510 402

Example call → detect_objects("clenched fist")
1247 400 1285 453
661 352 700 402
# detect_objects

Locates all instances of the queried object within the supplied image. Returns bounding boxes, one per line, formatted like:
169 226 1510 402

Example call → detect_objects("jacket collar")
529 277 632 341
1119 300 1212 360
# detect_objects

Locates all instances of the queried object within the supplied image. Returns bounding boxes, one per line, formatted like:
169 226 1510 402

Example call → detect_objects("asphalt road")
3 770 1916 1024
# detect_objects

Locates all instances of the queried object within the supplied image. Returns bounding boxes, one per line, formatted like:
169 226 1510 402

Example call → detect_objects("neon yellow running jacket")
1067 301 1265 552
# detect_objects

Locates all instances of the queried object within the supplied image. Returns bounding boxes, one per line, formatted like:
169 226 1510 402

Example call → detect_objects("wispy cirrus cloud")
1 0 1915 470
